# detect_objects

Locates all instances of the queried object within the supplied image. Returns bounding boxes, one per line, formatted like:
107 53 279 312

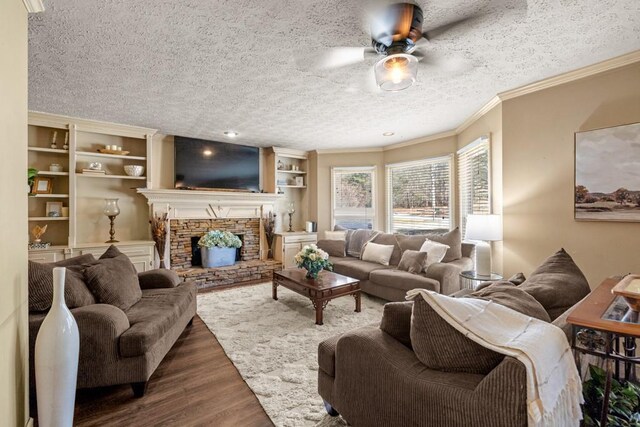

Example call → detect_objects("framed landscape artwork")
575 122 640 222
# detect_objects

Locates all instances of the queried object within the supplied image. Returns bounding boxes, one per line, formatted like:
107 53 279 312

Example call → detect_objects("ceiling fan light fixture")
224 131 238 138
374 53 418 91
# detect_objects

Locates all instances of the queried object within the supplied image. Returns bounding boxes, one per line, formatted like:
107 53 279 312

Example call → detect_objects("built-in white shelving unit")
27 112 156 263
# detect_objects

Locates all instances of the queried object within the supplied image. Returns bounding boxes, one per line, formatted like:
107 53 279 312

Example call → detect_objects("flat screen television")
174 136 260 192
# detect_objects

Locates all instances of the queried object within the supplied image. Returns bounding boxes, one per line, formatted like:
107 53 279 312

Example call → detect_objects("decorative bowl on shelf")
98 148 130 155
612 274 640 312
124 165 145 177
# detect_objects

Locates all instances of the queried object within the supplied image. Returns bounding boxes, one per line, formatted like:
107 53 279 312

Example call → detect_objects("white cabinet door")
28 251 63 263
283 243 301 269
129 256 152 272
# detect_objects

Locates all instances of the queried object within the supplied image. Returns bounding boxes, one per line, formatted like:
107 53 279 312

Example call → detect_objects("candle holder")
103 198 121 243
287 202 296 232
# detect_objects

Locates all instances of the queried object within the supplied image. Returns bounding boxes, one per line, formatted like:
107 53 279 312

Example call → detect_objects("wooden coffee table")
273 269 361 325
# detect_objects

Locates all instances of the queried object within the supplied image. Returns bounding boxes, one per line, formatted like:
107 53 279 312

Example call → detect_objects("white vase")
35 267 79 427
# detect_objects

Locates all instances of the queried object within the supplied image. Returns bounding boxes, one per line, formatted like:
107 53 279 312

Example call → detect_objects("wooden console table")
273 269 360 325
567 277 639 427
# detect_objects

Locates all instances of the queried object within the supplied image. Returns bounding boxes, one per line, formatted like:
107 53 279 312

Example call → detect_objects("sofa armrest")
461 242 476 259
476 356 528 424
138 269 181 289
379 301 413 348
424 262 464 295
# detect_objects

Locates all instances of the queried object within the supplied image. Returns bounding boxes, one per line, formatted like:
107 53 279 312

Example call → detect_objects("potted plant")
198 230 242 268
28 167 38 194
294 244 333 280
582 364 640 426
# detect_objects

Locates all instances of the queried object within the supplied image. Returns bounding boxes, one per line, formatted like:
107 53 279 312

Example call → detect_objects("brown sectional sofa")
29 254 197 397
328 228 475 301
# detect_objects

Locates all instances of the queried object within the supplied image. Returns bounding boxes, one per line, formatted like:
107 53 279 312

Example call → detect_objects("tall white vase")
35 267 80 427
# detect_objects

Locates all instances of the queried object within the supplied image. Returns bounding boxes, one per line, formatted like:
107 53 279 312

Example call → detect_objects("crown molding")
455 96 502 134
498 50 640 101
314 147 384 155
382 130 457 151
22 0 44 13
29 111 157 139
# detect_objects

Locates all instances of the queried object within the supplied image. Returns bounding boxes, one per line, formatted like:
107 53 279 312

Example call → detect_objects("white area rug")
197 282 385 427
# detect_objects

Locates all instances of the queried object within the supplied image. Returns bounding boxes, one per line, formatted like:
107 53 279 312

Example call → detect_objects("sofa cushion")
361 242 395 266
396 234 427 253
317 239 346 258
424 228 462 262
410 296 504 374
467 282 551 322
369 269 440 293
370 233 402 266
519 249 590 321
332 258 390 281
119 282 197 357
419 239 450 271
28 255 97 312
84 246 142 311
324 230 347 240
475 272 527 292
397 250 428 274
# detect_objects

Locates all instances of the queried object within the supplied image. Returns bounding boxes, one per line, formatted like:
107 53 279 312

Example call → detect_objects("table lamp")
465 214 502 276
104 198 121 243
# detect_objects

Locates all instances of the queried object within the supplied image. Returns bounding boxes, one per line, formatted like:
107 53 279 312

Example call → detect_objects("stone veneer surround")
170 218 260 268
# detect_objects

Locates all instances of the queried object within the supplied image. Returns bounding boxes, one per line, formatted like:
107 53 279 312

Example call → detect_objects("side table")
567 277 640 427
459 270 503 290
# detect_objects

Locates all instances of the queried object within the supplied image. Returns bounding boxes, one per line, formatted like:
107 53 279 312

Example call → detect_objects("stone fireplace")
138 189 283 289
171 218 259 268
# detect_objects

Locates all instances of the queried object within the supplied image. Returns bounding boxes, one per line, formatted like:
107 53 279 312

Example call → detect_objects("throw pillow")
28 254 97 312
361 242 395 266
324 230 347 241
316 239 346 257
424 228 462 262
397 250 428 274
419 239 450 271
410 296 505 374
370 233 402 266
519 249 590 321
475 273 527 291
84 247 142 311
467 282 551 322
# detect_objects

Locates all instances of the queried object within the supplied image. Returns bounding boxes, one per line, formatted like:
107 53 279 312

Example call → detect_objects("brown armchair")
318 301 529 426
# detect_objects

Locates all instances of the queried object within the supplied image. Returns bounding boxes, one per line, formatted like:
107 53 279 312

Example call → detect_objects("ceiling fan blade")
294 47 368 72
422 16 477 41
416 50 476 75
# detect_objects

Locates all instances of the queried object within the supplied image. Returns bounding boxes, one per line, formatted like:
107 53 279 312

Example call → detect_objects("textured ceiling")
29 0 640 150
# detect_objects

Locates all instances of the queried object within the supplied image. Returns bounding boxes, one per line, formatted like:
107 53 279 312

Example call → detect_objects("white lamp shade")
465 214 503 241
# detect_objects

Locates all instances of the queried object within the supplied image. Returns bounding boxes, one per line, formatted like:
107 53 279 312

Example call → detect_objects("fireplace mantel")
137 188 282 220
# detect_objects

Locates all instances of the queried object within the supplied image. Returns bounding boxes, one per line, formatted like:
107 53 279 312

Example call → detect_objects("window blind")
332 167 375 230
386 156 453 234
457 137 490 237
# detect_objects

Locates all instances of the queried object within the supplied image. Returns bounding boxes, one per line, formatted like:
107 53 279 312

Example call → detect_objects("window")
331 167 376 230
386 156 453 234
458 136 490 237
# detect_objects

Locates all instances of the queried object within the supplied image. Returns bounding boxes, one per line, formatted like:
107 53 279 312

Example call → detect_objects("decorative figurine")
31 224 48 243
50 131 58 149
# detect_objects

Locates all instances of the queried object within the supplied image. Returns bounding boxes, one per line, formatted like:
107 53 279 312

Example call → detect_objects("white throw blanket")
406 289 583 427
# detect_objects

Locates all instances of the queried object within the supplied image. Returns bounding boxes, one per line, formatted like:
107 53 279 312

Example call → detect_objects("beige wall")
458 104 503 273
0 1 30 425
502 62 640 287
313 150 385 234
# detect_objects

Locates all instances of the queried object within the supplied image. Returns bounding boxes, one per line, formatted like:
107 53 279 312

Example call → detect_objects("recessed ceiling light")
203 149 213 156
383 132 395 136
224 131 238 138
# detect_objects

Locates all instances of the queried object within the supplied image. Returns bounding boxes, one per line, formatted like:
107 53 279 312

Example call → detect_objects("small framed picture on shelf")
45 202 63 217
295 176 304 187
32 177 53 194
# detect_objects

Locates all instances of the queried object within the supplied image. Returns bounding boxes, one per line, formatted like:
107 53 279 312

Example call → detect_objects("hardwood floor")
71 317 273 427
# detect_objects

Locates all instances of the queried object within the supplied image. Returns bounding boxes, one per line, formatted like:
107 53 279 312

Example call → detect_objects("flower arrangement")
262 211 276 259
149 212 168 268
198 230 243 249
294 244 333 279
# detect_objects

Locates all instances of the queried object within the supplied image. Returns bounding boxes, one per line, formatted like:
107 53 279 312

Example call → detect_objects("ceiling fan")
298 2 504 92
